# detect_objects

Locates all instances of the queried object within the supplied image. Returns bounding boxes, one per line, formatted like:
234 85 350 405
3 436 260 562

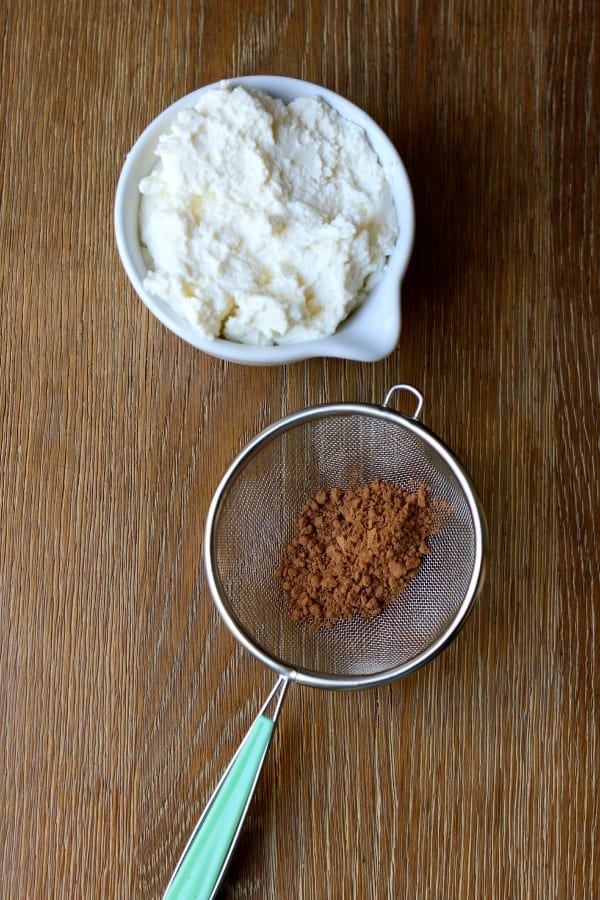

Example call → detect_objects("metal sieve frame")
166 388 486 899
204 390 487 690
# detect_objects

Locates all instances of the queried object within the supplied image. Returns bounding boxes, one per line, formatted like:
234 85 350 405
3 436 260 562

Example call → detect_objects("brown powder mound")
275 478 448 629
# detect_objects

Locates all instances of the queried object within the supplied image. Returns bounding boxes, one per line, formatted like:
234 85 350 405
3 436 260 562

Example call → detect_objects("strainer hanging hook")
382 383 423 419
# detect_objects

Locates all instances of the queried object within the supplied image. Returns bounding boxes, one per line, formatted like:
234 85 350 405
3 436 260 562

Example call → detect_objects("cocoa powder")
276 478 447 628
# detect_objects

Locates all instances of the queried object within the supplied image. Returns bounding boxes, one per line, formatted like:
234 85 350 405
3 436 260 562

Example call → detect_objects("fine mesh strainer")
164 385 487 900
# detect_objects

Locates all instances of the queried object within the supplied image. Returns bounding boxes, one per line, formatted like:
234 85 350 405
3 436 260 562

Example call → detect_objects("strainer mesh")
208 410 478 679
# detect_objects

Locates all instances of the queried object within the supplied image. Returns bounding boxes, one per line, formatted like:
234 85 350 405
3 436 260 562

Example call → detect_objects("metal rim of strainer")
204 386 487 690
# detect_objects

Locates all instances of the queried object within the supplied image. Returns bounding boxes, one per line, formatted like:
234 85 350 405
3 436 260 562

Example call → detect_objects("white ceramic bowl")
114 75 415 365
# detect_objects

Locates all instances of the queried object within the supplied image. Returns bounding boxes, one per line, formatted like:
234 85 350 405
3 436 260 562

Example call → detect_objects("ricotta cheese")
139 86 399 345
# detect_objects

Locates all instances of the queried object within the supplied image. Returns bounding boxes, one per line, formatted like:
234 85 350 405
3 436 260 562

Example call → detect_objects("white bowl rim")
114 74 415 365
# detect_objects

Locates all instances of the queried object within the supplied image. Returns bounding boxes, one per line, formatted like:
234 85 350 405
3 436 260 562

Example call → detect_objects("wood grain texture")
0 0 598 897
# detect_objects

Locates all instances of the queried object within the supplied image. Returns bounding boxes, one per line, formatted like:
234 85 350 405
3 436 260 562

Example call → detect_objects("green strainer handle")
163 677 288 900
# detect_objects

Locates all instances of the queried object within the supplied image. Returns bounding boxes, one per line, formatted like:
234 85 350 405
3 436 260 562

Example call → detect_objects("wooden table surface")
1 1 598 897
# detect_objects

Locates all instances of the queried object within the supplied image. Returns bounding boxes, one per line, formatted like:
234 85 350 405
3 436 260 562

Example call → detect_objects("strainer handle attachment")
163 676 289 900
382 384 424 420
